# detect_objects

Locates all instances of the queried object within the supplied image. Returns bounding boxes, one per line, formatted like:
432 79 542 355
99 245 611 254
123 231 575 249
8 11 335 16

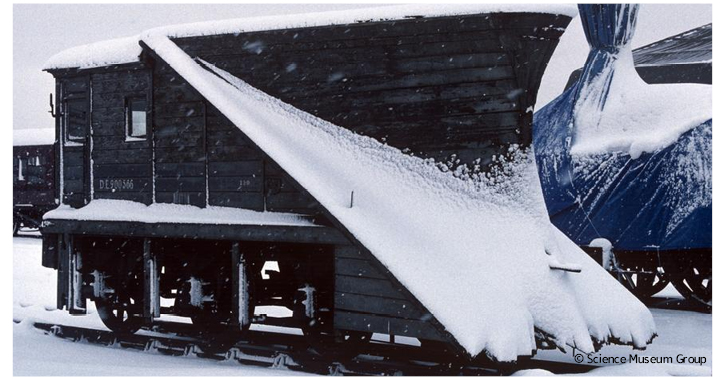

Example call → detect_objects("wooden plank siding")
57 75 90 207
90 68 153 205
333 244 444 341
174 12 570 168
150 57 322 213
151 61 206 207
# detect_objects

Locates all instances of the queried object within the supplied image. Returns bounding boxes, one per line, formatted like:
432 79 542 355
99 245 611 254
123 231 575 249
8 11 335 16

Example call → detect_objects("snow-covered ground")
13 237 711 376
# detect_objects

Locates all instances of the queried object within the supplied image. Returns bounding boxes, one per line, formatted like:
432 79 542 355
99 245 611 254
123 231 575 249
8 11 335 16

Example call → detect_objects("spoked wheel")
616 264 669 299
183 254 254 354
95 293 143 334
669 264 711 308
181 279 240 335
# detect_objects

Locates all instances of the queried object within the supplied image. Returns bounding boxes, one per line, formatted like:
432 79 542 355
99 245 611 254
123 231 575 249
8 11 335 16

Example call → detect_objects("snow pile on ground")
571 47 711 159
44 199 316 227
583 363 711 376
514 363 711 376
13 128 55 147
13 238 106 329
43 4 576 70
14 321 309 376
12 237 310 375
138 32 655 361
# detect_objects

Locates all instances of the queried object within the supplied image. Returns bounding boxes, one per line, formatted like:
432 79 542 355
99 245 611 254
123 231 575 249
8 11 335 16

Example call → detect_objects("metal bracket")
143 239 160 322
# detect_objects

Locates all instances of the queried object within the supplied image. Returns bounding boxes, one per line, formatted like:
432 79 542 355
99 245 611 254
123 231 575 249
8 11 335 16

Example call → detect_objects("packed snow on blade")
138 25 656 361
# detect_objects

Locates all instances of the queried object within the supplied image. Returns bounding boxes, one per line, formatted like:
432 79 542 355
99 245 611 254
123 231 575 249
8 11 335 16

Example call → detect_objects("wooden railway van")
42 10 571 357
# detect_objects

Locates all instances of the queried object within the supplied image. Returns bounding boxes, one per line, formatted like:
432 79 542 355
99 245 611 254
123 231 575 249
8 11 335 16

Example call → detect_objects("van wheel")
95 293 143 334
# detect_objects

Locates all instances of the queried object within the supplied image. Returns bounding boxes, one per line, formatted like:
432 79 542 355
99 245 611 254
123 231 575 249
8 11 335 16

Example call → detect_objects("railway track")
30 321 596 376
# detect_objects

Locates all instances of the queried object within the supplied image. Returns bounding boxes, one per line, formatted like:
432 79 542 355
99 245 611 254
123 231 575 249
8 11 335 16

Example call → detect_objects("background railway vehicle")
13 128 57 235
564 23 712 87
39 4 656 367
534 6 712 308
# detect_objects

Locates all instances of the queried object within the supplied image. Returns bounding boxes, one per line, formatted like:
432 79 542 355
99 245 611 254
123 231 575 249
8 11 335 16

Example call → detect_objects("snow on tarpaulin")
533 4 712 252
43 4 577 70
13 128 55 147
44 199 315 227
141 24 655 360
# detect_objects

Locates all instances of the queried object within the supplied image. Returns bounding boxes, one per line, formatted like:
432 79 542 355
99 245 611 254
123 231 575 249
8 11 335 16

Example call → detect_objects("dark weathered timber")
335 275 409 301
335 293 424 320
335 311 443 341
91 68 153 204
335 257 390 280
332 244 443 340
55 74 90 208
94 163 152 178
207 192 264 209
150 53 321 212
175 12 570 167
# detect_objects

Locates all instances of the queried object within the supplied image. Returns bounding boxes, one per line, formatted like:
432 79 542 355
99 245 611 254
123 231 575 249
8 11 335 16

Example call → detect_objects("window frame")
63 97 89 145
17 157 25 182
125 96 149 142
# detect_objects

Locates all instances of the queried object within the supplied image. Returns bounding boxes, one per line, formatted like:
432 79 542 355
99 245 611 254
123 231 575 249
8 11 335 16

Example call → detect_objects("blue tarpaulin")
533 4 712 252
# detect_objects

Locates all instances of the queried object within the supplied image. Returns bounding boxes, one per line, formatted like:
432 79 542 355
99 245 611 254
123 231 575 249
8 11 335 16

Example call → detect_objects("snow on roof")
572 48 712 158
141 32 655 360
44 199 316 227
44 4 576 70
13 128 55 147
45 36 143 70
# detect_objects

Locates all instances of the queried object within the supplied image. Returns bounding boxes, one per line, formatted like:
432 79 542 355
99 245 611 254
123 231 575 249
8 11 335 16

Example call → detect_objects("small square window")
127 98 147 139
